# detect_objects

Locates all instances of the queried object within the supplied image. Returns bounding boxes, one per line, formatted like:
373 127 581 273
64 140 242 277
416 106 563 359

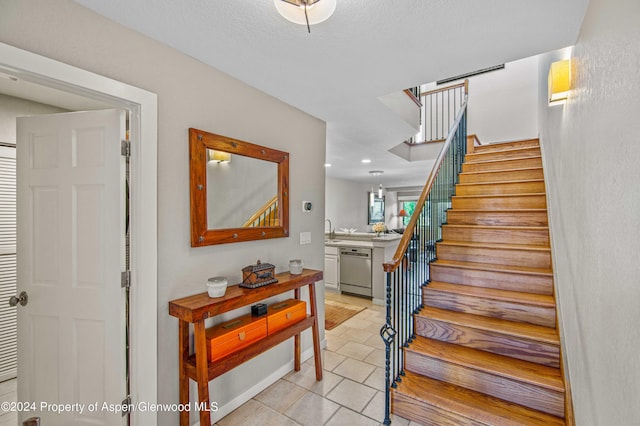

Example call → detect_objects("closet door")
0 145 16 382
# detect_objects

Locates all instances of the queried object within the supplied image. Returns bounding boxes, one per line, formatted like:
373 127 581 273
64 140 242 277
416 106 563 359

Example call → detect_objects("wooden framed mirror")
189 128 289 246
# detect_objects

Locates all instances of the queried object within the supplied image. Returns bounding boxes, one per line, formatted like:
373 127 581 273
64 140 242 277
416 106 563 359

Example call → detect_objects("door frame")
0 42 158 424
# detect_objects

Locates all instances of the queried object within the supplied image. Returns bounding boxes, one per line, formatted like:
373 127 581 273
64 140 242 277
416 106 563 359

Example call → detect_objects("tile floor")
215 292 420 426
0 293 421 426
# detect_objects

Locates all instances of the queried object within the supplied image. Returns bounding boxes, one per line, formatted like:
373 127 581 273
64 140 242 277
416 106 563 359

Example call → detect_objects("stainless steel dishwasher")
339 247 372 297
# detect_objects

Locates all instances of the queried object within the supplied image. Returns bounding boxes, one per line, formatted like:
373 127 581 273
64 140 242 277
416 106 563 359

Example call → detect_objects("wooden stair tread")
418 306 560 345
464 155 542 164
438 240 550 251
395 371 565 426
432 259 553 276
466 148 541 162
426 281 556 307
459 167 543 176
480 138 539 145
448 208 548 213
407 336 564 392
443 224 549 232
457 179 545 187
453 193 546 199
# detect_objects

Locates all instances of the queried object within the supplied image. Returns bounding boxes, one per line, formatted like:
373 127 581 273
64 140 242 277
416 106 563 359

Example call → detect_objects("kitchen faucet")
325 219 335 240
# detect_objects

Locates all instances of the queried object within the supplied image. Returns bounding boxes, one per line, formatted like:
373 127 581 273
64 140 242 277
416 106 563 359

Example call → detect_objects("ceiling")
73 0 588 187
0 72 112 111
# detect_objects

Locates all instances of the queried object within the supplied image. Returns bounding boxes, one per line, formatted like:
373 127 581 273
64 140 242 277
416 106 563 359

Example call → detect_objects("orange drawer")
206 314 267 362
267 299 306 335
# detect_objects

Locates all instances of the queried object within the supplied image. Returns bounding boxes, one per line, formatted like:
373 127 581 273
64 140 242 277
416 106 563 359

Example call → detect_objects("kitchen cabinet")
324 246 339 291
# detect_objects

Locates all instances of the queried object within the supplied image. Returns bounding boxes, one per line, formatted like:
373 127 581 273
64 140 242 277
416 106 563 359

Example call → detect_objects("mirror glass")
207 149 278 229
189 128 289 246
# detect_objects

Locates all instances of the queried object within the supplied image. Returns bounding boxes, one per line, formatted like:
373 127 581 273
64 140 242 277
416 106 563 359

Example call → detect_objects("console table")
169 269 324 426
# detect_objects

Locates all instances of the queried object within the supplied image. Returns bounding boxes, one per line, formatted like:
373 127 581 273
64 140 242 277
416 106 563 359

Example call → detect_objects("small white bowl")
289 259 304 275
207 276 228 298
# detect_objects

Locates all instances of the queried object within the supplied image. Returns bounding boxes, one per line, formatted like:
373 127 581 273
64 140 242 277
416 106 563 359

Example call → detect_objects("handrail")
403 89 423 107
384 96 468 273
412 79 468 144
380 94 468 425
420 79 468 98
242 195 278 227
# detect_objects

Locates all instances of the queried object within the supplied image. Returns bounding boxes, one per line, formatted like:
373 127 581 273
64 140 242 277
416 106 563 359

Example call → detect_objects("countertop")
324 232 402 248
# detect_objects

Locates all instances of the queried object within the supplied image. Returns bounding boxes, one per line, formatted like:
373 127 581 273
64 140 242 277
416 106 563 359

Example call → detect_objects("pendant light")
369 170 384 205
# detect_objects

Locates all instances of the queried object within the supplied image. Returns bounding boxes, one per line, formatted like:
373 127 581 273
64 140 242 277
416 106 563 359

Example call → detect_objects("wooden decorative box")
240 260 278 289
206 314 267 362
267 299 307 335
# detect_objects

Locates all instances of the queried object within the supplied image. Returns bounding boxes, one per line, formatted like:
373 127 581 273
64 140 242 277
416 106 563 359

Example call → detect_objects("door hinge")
121 396 132 417
121 270 131 288
121 139 131 157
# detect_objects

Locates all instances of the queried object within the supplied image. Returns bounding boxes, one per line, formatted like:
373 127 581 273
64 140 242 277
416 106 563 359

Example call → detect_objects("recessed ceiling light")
361 159 371 164
324 163 332 167
368 170 384 176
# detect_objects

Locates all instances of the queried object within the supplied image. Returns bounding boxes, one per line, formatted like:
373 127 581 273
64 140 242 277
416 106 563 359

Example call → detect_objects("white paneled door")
16 110 127 425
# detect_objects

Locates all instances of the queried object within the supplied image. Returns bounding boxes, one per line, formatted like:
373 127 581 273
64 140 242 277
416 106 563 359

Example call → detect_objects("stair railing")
408 79 468 144
379 95 469 425
242 195 278 227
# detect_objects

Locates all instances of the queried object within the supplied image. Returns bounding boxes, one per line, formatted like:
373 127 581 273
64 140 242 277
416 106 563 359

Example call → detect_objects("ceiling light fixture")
324 163 332 167
361 159 371 164
274 0 336 33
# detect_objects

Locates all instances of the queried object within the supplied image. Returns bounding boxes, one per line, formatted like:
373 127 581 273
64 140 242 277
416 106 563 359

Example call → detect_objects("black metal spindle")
381 95 467 424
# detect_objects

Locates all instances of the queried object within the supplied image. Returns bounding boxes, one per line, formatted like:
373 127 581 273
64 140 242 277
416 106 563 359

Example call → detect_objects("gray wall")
325 177 399 233
537 0 640 423
0 1 326 424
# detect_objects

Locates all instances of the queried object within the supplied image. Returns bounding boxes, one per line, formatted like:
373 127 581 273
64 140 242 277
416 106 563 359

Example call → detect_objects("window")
401 201 417 226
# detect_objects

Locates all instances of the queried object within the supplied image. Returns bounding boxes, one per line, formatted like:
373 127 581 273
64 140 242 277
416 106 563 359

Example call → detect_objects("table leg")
178 320 190 426
308 282 323 380
194 321 211 425
294 288 301 371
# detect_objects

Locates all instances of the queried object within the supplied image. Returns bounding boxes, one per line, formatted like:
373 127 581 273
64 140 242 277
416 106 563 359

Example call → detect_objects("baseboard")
195 338 327 425
372 298 385 306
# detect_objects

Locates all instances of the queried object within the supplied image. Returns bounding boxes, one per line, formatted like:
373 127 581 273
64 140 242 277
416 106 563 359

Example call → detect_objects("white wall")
0 1 326 424
423 55 540 144
537 0 640 424
0 94 67 143
325 177 400 232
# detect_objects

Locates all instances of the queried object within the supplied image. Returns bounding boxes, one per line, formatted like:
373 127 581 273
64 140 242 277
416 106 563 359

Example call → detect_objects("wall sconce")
274 0 336 33
548 59 571 105
208 150 231 163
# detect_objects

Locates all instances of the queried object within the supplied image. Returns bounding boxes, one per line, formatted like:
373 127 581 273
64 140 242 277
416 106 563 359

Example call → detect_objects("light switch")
300 231 311 245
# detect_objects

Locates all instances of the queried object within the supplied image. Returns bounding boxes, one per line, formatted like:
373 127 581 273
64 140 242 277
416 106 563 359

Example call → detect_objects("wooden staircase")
392 139 568 425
